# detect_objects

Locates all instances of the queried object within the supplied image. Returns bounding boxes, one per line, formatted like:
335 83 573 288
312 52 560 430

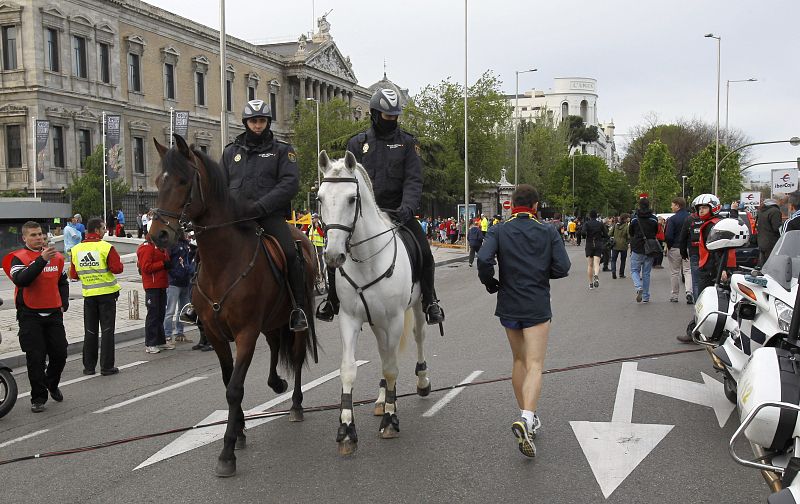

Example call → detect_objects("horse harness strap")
336 233 398 327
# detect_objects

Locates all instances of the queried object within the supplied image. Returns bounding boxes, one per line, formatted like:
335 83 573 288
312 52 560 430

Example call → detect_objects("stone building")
0 0 374 195
507 77 620 171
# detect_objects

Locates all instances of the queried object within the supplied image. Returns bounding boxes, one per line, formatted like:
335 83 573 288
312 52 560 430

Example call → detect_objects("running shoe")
158 341 176 350
593 275 599 288
636 289 643 303
145 346 161 354
511 418 537 458
531 414 542 438
686 292 694 305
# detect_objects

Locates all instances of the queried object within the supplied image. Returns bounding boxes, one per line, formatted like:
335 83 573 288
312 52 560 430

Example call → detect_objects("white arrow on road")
570 362 736 498
135 361 368 470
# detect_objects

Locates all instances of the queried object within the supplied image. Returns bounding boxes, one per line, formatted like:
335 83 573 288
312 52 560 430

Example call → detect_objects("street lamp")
716 137 800 191
136 184 143 214
725 78 757 146
682 175 688 199
514 68 537 187
306 97 321 188
705 33 721 194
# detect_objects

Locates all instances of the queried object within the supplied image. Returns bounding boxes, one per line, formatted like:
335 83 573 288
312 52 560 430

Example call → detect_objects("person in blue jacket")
477 184 571 458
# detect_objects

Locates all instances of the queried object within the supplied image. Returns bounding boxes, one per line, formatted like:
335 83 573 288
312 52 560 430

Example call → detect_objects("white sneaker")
158 341 176 350
531 414 542 438
145 346 161 354
511 418 537 458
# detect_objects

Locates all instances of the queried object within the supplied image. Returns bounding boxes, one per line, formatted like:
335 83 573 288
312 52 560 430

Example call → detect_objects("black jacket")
665 208 689 249
477 213 571 322
581 219 608 250
346 127 422 220
221 131 299 219
628 210 658 255
757 202 782 254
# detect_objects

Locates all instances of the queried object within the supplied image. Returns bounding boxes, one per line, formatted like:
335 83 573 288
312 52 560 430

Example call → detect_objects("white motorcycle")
728 239 800 499
704 231 800 403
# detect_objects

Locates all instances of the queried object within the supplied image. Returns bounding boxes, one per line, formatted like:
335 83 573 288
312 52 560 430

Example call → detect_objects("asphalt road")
0 247 768 503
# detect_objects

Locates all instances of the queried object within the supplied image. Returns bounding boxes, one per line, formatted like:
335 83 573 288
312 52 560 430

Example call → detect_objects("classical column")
313 79 320 101
299 76 306 101
347 91 353 108
328 86 334 102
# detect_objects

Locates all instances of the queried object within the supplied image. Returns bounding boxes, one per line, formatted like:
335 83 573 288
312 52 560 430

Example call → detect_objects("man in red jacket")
3 221 69 412
137 233 172 354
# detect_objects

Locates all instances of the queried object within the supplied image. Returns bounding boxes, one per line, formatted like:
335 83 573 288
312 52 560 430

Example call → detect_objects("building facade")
507 77 619 170
0 0 373 194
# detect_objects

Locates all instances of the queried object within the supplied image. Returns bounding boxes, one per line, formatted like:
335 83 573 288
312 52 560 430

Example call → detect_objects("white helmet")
692 193 721 215
705 218 749 251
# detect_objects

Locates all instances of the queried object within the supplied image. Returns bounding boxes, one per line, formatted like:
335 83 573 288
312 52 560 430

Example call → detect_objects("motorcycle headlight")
775 298 794 333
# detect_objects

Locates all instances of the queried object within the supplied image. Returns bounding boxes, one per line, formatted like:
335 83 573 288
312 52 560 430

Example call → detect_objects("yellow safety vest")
480 217 488 232
70 240 121 297
309 226 325 247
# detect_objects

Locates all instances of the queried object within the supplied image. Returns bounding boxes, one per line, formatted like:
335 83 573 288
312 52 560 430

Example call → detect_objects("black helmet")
241 99 272 125
369 89 402 116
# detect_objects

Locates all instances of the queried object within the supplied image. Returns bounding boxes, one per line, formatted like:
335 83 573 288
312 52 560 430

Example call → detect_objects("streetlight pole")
514 68 537 188
306 97 321 187
682 175 687 199
716 137 800 193
705 33 721 194
571 152 575 216
725 78 757 146
464 0 469 253
219 0 228 144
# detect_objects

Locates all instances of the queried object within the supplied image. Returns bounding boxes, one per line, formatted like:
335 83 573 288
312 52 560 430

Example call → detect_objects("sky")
145 0 800 182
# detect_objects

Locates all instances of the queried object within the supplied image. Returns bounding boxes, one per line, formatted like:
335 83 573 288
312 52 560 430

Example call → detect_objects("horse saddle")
398 225 422 283
260 234 287 282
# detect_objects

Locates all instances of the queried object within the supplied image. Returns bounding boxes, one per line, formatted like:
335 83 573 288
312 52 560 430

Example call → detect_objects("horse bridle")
319 176 362 253
151 165 205 236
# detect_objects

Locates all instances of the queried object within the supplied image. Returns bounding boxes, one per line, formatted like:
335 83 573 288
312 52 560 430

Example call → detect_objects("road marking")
94 376 207 413
0 429 49 449
19 361 147 399
135 360 369 470
422 370 483 418
572 362 735 499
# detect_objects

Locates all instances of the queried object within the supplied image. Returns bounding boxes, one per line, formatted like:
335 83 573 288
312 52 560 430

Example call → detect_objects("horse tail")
399 307 414 354
277 325 313 373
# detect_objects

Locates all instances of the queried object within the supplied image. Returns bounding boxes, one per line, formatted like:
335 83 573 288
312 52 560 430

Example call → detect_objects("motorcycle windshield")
762 230 800 291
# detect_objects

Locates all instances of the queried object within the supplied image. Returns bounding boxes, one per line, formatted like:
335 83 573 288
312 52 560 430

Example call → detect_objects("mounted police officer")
316 88 445 325
221 99 308 332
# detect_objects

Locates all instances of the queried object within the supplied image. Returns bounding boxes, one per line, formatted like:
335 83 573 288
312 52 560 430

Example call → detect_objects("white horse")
317 150 430 455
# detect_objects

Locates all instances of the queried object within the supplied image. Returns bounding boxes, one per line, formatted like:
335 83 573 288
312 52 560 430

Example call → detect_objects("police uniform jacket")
477 212 571 322
221 131 298 219
346 127 422 218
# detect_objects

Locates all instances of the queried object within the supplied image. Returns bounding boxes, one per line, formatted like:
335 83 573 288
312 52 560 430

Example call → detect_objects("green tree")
516 110 569 189
566 115 599 150
601 169 636 215
67 145 128 218
687 144 743 203
635 140 680 212
545 155 609 216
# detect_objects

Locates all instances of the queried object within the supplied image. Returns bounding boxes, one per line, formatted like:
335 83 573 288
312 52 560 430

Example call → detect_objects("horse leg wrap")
379 411 400 433
386 387 397 405
340 392 353 411
336 422 358 443
379 378 387 389
414 361 427 376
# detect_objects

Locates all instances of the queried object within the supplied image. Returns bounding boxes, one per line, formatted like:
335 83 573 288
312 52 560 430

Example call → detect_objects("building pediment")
307 43 357 83
45 106 73 119
195 130 213 142
40 5 65 18
70 14 93 27
0 1 22 14
73 106 100 123
0 103 26 116
129 119 150 132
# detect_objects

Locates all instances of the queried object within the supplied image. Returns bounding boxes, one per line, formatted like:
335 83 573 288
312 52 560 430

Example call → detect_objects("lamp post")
306 97 321 188
716 137 800 195
514 68 537 187
136 184 143 214
725 78 757 146
682 175 688 199
705 33 721 194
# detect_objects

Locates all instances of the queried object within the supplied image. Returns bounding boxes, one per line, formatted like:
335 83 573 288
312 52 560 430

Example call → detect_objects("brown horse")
150 134 318 477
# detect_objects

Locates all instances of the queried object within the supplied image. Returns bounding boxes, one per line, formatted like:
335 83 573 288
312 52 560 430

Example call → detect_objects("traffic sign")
502 200 512 210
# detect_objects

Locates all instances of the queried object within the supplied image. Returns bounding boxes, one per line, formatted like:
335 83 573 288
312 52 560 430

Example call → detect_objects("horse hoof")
235 434 246 450
380 424 400 439
417 384 432 397
270 379 289 394
288 407 304 422
373 403 385 416
338 439 358 456
215 459 236 478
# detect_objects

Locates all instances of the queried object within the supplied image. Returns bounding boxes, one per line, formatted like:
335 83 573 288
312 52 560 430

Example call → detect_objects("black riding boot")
289 261 309 332
316 267 339 321
421 264 444 325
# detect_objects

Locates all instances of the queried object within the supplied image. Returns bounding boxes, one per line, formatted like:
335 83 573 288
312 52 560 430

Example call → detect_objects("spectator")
164 231 194 344
601 217 614 271
611 214 630 279
73 213 86 240
467 219 484 267
307 213 325 274
136 212 145 239
653 216 666 268
116 208 125 237
69 218 123 375
567 219 577 243
629 198 659 303
477 184 571 458
756 198 782 265
63 215 82 259
781 191 800 235
665 197 693 304
137 231 172 354
3 221 69 412
480 213 489 233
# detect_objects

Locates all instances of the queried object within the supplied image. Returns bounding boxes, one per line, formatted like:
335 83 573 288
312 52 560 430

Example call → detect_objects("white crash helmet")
692 193 721 215
705 218 749 251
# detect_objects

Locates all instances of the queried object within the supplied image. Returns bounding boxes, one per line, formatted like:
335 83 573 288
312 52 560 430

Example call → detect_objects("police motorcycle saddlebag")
695 285 734 343
738 347 800 452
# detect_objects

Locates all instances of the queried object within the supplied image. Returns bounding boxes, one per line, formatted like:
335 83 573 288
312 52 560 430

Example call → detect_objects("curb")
1 254 467 371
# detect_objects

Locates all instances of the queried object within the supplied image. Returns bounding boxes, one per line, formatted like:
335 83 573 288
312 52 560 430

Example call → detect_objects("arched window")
580 100 588 122
561 102 568 120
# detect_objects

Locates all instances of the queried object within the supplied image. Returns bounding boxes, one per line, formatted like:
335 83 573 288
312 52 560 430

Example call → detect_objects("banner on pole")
173 110 189 138
105 114 122 179
34 120 49 182
740 192 761 208
771 168 799 197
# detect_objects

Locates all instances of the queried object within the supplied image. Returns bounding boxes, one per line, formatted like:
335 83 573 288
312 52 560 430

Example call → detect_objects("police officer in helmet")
221 99 308 332
316 88 445 325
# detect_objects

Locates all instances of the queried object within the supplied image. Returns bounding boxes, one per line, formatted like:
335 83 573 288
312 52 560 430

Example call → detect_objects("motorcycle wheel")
723 370 737 405
0 368 18 419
